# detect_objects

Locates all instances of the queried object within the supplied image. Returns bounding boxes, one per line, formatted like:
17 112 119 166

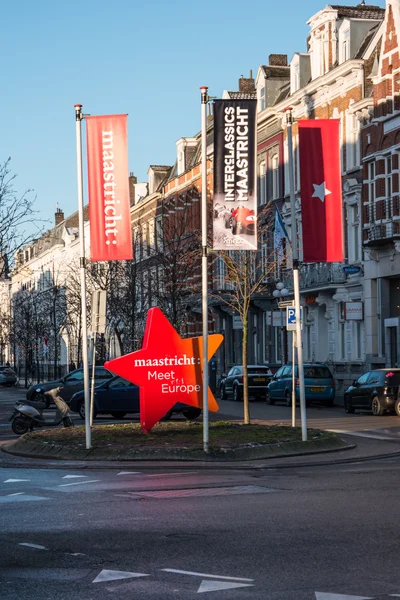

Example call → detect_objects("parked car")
68 375 202 421
26 366 114 407
266 363 335 407
344 368 400 416
0 365 17 386
219 365 273 402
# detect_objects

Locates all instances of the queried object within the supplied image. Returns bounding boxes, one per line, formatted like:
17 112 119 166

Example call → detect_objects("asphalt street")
1 385 400 599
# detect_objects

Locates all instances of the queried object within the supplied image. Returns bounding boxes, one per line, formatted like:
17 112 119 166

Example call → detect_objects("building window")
259 87 265 111
347 203 360 263
385 155 392 213
366 161 376 223
293 62 300 92
271 154 279 199
353 321 362 360
343 29 350 62
133 227 141 262
148 219 155 253
346 112 359 170
258 161 266 205
338 302 346 360
155 216 163 251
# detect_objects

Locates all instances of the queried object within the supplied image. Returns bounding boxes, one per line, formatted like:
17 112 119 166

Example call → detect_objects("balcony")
282 262 347 292
363 196 400 246
363 221 400 246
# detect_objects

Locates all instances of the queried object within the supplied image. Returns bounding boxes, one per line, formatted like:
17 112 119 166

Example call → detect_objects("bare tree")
210 205 290 424
0 158 46 276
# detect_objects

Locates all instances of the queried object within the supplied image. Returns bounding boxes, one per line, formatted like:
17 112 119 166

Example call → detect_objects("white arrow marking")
19 543 48 550
162 568 253 581
197 580 254 593
315 593 373 600
7 492 25 497
92 569 149 583
67 552 86 556
117 472 141 476
59 480 100 487
4 479 30 483
62 475 88 479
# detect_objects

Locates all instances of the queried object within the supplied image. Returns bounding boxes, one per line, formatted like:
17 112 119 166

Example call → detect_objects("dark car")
220 365 273 402
266 363 335 407
0 365 17 386
68 375 203 421
26 366 114 407
344 368 400 416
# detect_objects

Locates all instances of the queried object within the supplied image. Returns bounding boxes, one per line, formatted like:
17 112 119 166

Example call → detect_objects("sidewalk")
1 433 399 471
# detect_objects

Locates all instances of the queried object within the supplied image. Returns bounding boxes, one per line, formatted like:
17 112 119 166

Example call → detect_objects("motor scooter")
9 387 74 435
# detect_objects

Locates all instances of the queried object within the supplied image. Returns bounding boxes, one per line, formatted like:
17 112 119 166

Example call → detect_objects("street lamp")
273 283 289 364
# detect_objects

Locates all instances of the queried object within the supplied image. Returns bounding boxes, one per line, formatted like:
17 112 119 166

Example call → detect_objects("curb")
2 436 352 464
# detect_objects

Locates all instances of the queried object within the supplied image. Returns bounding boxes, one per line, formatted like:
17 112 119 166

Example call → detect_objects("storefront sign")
344 302 363 320
105 308 223 433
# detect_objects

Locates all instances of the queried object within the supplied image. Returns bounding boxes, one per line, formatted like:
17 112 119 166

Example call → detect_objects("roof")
329 4 385 20
354 22 381 58
149 165 171 172
225 91 257 100
260 65 290 79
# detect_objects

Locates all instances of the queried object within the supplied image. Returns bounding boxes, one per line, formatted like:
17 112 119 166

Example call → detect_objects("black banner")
213 99 257 250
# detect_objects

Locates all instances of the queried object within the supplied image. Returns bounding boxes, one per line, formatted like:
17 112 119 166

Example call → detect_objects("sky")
2 0 386 228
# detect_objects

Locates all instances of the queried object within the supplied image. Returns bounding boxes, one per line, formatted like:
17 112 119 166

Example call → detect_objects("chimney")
238 70 255 93
269 54 288 66
129 172 137 205
55 207 64 226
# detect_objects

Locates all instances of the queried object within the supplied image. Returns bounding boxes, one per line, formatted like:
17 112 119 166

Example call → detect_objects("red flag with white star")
298 119 344 263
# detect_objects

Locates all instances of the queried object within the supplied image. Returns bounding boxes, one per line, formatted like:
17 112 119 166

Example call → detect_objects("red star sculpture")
104 307 223 433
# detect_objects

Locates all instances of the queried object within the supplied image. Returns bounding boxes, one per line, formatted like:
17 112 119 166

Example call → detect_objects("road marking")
59 480 100 487
327 429 398 441
92 569 149 583
66 552 86 556
4 479 30 483
315 593 373 599
62 475 88 479
7 492 25 496
117 471 141 476
19 543 49 550
197 580 254 593
161 568 254 582
145 472 199 477
0 495 48 503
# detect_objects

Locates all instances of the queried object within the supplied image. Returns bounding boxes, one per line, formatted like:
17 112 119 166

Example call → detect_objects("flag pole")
200 86 209 453
74 104 91 450
285 107 307 442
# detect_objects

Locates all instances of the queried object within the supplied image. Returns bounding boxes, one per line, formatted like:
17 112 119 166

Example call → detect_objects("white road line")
4 479 30 483
19 543 48 550
161 568 254 582
117 471 142 476
62 475 88 479
145 472 199 478
197 580 254 593
327 429 397 441
59 480 100 487
7 492 25 497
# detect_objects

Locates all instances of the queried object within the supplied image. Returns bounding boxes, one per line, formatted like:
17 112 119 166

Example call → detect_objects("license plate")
253 377 266 382
310 387 324 392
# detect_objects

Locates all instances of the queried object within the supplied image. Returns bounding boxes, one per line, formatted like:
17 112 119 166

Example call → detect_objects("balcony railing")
363 196 400 246
282 262 347 292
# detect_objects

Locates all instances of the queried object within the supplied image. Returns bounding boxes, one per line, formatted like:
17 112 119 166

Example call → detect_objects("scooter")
9 387 74 436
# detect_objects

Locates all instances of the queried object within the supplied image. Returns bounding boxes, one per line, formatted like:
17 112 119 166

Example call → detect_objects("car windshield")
303 366 332 379
384 372 400 386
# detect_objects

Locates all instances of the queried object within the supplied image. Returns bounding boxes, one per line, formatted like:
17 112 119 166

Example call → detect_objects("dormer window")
343 29 350 62
259 87 265 111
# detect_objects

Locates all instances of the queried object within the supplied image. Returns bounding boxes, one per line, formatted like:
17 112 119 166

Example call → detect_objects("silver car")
0 365 17 386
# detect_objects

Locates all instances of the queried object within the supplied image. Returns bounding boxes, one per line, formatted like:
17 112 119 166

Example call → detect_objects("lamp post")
272 282 289 365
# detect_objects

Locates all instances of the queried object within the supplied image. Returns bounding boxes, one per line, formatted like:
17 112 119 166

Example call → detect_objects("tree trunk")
242 315 250 424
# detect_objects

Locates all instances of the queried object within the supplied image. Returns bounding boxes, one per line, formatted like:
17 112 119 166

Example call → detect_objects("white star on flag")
312 181 331 202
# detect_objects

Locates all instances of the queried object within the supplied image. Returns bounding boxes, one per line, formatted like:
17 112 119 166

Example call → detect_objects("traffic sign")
286 306 303 331
278 300 294 308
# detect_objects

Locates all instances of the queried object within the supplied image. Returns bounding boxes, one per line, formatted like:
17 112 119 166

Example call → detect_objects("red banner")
299 119 343 263
86 114 133 261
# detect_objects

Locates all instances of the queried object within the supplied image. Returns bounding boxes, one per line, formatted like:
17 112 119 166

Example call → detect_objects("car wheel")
33 391 49 408
233 384 241 402
161 409 173 421
394 398 400 417
265 389 275 405
111 412 126 419
78 400 97 420
344 395 355 413
371 395 384 416
183 408 202 421
285 391 291 407
220 385 226 400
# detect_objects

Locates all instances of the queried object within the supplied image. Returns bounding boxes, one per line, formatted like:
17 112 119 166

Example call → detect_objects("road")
1 386 400 598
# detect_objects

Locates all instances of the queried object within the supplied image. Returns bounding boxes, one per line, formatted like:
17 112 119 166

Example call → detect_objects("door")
97 377 140 413
225 367 239 396
351 372 370 407
61 369 85 400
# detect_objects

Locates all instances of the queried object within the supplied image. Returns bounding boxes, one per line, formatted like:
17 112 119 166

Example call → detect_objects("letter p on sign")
286 307 302 331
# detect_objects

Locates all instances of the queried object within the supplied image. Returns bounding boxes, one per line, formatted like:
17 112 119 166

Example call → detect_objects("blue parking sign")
286 306 302 331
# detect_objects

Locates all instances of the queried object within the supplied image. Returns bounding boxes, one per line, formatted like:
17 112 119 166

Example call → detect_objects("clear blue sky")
2 0 385 225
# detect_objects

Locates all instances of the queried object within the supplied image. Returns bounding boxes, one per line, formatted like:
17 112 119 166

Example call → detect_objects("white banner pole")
285 107 307 441
74 104 91 450
200 86 209 453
